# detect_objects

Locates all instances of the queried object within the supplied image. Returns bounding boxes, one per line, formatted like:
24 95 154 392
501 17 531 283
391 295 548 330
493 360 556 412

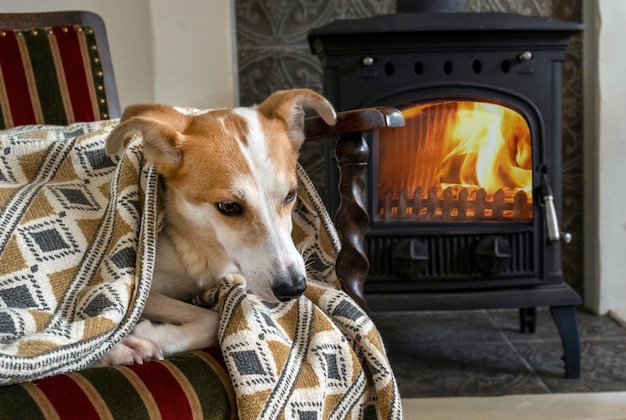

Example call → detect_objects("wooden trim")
305 106 404 139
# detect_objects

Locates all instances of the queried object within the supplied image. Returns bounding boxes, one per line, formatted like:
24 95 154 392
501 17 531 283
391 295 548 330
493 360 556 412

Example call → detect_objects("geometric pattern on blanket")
194 274 403 420
0 121 158 385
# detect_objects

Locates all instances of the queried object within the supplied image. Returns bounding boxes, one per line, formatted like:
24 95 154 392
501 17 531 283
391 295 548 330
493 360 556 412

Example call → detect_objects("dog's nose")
272 267 307 302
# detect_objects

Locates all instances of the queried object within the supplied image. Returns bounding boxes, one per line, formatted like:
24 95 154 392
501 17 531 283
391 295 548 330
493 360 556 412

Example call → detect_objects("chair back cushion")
0 25 112 129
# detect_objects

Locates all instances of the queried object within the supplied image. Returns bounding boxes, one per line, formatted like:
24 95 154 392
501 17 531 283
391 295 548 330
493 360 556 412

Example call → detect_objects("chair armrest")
304 106 404 139
304 107 405 309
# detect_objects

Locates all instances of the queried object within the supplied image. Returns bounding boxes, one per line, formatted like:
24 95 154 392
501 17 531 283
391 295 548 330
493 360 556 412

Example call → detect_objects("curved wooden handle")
305 106 404 139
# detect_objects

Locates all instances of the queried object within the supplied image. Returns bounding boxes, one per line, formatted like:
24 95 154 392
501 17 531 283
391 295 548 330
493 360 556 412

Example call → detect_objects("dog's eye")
285 188 297 204
216 201 242 216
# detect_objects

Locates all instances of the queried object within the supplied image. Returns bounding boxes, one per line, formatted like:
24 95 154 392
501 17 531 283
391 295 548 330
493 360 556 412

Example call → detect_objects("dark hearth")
308 12 583 378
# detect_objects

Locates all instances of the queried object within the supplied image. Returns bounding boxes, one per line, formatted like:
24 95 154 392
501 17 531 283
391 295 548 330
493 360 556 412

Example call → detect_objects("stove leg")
519 307 536 333
549 305 580 379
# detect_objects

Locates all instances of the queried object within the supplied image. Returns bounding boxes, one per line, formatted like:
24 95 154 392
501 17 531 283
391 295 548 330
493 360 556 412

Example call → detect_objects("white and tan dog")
99 89 337 365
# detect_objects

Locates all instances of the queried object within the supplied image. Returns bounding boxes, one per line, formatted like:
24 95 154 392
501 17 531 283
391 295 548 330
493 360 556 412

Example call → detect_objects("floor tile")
371 310 502 345
487 307 626 342
514 339 626 393
388 342 548 397
371 308 626 397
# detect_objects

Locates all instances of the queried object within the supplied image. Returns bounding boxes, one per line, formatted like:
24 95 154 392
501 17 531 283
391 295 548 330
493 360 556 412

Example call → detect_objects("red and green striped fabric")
0 348 236 420
0 25 111 129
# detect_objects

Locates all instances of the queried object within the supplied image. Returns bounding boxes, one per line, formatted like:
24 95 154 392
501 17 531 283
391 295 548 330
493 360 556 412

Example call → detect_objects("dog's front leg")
132 292 220 357
97 292 219 366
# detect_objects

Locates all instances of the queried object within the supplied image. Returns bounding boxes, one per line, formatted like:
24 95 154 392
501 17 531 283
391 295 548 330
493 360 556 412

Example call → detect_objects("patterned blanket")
196 274 402 419
0 121 157 384
0 121 402 418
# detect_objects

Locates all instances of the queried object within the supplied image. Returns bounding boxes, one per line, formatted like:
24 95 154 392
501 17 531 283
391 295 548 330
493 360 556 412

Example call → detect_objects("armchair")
0 10 120 128
0 106 403 418
0 10 404 419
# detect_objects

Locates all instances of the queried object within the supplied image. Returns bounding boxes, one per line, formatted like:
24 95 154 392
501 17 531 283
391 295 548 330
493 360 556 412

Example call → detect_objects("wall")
150 0 237 109
0 0 236 109
584 0 626 316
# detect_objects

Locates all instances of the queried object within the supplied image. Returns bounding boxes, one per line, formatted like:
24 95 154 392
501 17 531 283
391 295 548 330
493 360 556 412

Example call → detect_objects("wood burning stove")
309 12 583 378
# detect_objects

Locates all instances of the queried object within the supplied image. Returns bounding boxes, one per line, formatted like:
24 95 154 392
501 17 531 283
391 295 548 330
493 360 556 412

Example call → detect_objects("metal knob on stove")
474 236 511 275
392 238 428 278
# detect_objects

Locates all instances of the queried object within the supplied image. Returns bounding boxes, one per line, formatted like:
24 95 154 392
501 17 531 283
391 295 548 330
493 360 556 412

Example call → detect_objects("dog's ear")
106 105 190 177
256 89 337 149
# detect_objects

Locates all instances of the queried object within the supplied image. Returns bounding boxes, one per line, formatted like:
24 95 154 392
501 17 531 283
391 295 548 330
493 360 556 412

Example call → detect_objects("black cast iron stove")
308 11 583 378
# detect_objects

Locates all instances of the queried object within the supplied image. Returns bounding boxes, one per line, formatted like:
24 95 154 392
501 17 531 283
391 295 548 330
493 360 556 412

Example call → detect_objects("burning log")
379 186 533 222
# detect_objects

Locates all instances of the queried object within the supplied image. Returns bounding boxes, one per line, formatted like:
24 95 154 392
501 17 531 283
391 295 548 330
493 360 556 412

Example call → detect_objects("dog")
98 89 337 365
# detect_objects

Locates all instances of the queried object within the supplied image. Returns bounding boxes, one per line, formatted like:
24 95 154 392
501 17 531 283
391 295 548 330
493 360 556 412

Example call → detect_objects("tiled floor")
370 307 626 398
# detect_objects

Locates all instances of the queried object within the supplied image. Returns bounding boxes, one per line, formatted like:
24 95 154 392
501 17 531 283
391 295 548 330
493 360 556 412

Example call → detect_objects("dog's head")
106 89 336 303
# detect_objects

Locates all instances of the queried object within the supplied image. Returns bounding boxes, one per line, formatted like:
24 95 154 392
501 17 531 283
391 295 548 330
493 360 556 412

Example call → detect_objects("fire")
440 102 532 192
378 100 533 221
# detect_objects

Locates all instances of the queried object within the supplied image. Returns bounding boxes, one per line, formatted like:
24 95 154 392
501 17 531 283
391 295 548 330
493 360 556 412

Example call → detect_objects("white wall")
150 1 236 109
584 0 626 316
0 0 236 109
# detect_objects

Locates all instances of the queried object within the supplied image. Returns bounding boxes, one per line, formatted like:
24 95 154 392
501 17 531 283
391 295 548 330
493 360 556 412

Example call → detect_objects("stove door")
375 100 533 223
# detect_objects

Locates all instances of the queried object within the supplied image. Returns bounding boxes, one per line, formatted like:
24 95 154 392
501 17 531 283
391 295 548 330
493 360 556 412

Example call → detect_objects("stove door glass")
376 100 533 222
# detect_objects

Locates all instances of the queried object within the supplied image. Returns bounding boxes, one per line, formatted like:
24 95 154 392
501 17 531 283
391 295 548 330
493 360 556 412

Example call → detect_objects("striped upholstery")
0 25 111 129
0 347 236 419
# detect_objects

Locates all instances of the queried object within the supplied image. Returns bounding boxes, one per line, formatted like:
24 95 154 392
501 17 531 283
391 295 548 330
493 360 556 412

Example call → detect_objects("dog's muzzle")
272 265 307 302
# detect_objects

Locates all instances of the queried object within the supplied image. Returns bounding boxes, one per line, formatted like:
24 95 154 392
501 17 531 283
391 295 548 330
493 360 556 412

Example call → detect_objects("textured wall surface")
235 0 584 296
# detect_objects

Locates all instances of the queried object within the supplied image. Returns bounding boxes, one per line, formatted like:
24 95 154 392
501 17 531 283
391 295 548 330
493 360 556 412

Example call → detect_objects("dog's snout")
273 277 306 302
272 266 306 302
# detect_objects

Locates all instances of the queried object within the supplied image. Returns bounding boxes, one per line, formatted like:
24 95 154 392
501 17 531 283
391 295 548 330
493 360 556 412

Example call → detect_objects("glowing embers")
377 100 533 222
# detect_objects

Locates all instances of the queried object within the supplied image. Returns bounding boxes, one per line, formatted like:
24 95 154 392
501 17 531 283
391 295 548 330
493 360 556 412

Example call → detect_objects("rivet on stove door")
362 57 375 66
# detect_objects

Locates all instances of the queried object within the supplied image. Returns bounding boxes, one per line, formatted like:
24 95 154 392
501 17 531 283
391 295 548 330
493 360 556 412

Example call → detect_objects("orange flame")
378 100 533 221
439 102 531 192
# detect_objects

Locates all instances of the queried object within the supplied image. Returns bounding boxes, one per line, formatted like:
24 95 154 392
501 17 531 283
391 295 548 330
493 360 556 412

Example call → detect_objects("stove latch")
475 236 511 275
541 178 572 243
392 238 428 278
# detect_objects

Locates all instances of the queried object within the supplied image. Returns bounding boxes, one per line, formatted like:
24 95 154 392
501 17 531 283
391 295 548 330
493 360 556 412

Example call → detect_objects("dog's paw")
97 331 164 366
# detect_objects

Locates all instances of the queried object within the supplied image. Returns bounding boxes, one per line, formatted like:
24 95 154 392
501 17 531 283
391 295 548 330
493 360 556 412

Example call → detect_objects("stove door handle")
542 181 572 243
